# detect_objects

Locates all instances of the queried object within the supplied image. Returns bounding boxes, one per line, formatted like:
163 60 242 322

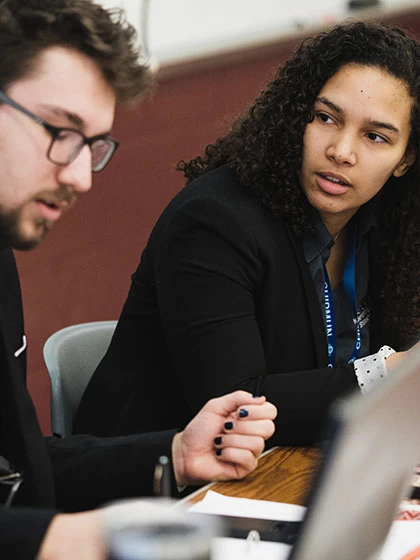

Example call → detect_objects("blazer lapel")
285 228 328 367
0 246 55 507
0 319 55 507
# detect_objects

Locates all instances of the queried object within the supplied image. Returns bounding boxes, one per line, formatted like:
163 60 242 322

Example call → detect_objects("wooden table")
186 446 321 505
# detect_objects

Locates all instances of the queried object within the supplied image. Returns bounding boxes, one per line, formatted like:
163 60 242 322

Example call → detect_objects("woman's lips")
316 173 351 195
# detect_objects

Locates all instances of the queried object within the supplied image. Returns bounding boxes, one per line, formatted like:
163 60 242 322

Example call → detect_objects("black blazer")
0 247 176 558
75 165 395 445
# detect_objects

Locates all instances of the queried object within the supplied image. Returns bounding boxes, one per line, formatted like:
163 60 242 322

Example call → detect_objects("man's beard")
0 208 50 250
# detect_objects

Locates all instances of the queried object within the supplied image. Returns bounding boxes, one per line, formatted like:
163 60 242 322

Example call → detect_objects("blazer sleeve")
46 429 177 512
0 507 55 559
0 430 177 557
154 194 358 445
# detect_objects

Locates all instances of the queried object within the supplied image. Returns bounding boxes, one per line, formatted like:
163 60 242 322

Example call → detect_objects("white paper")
189 490 306 521
212 536 292 560
189 492 420 560
379 521 420 560
189 491 305 560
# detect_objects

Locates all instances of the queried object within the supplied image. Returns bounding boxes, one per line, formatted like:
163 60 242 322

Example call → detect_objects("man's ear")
393 146 417 177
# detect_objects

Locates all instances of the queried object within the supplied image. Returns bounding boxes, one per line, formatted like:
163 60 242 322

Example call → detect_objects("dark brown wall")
17 8 420 434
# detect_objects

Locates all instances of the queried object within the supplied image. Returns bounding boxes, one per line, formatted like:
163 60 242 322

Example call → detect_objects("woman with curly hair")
75 20 420 446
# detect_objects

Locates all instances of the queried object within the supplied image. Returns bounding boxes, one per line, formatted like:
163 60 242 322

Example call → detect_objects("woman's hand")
172 390 277 486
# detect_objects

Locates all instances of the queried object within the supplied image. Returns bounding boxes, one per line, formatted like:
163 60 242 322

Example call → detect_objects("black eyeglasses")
0 90 119 172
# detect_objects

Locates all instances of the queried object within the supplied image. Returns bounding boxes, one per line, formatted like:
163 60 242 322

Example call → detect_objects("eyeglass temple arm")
0 90 45 127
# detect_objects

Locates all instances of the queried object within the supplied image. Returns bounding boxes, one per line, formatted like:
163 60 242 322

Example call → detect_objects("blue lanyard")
323 225 361 368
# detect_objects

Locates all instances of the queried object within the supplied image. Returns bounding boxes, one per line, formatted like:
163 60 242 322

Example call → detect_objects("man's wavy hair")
0 0 151 103
177 21 420 347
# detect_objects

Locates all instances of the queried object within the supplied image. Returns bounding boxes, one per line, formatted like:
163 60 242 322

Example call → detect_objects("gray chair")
43 320 117 437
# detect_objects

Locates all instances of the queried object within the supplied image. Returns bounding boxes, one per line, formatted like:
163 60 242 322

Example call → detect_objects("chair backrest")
43 320 117 437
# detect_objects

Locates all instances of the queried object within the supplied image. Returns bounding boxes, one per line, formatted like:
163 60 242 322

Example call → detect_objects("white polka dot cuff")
353 345 396 395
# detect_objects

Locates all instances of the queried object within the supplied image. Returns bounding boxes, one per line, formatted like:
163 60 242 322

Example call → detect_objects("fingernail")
224 421 234 430
239 408 249 418
216 448 222 456
214 436 222 445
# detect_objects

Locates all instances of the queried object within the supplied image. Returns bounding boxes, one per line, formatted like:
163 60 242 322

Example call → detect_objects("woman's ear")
393 146 417 177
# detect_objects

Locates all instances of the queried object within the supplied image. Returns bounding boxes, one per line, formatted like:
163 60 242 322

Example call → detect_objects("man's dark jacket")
0 246 176 558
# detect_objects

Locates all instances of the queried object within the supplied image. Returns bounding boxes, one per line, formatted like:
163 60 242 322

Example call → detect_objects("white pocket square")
14 335 27 358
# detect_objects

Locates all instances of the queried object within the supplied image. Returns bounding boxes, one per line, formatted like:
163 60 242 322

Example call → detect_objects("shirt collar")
302 200 378 265
303 210 331 264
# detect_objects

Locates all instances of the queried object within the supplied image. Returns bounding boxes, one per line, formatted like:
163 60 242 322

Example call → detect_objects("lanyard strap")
323 225 361 368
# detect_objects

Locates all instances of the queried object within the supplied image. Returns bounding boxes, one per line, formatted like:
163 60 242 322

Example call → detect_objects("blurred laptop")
289 344 420 560
196 346 420 560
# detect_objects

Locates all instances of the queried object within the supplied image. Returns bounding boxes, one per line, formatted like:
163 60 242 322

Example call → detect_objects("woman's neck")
325 224 349 289
319 209 356 240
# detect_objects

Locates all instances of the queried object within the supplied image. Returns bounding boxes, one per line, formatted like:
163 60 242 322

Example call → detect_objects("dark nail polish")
239 409 249 418
214 436 222 445
216 448 222 456
224 421 234 430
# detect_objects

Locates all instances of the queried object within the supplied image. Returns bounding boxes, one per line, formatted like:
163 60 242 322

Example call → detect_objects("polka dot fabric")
354 345 395 395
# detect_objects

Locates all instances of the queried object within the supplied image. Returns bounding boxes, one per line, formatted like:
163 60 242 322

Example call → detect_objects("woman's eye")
367 132 387 143
317 112 333 124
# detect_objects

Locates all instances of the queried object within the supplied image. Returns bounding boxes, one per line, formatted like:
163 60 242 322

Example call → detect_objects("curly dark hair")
177 21 420 347
0 0 152 103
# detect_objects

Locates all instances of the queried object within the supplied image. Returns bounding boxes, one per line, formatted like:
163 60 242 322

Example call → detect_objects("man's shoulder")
0 246 19 286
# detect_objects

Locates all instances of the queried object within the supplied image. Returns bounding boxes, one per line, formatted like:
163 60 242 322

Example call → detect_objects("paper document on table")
189 492 420 560
188 490 307 521
210 519 420 560
379 521 420 560
212 536 292 560
189 491 303 560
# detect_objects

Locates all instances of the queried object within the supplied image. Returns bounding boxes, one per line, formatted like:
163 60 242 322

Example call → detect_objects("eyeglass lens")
91 139 115 171
49 130 115 172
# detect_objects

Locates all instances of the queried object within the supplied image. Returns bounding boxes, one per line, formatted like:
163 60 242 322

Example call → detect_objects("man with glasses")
0 90 119 173
0 1 277 558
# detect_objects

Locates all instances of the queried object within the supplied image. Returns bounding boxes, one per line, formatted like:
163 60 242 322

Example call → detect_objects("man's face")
0 46 116 249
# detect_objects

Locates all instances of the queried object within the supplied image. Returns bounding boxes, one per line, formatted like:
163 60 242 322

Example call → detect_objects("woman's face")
299 63 415 234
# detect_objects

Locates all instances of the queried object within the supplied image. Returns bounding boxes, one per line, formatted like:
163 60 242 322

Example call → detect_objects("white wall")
99 0 420 66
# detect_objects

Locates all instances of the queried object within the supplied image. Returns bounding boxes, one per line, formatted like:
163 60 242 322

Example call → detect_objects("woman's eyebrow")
368 119 400 135
316 96 342 114
316 96 400 135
